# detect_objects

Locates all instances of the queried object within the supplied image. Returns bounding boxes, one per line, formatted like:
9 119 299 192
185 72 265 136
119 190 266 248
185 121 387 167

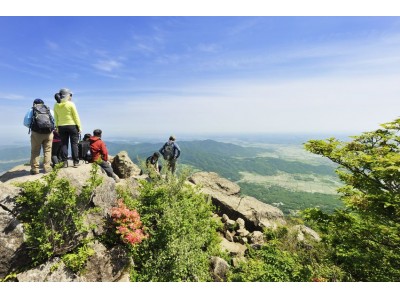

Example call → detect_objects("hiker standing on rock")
89 129 120 182
54 88 82 168
159 135 181 174
23 98 55 174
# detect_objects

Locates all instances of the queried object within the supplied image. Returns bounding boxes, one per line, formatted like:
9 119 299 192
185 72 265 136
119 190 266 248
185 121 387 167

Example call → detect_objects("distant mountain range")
0 139 342 214
108 139 342 214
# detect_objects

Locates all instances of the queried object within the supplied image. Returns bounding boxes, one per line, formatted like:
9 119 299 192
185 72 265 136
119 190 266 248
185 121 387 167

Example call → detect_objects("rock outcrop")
189 172 286 231
0 162 129 281
111 151 141 179
0 154 313 282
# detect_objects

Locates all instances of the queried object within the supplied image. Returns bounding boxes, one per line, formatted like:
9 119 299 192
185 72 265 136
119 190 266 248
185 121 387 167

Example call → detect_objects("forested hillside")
107 139 342 214
0 139 341 214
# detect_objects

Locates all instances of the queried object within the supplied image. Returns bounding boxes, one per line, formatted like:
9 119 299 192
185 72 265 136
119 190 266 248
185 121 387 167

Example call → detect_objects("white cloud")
0 93 25 101
93 59 122 72
197 43 220 53
76 70 400 138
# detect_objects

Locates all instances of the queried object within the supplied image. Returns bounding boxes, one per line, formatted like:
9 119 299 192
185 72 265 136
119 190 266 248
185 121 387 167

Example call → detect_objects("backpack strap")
28 106 35 134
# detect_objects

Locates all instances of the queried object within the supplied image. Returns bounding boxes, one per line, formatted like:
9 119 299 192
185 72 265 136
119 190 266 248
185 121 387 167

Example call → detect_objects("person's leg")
51 142 61 166
42 132 53 173
70 126 80 166
30 132 41 174
99 161 120 182
169 159 177 174
99 160 114 177
58 126 70 165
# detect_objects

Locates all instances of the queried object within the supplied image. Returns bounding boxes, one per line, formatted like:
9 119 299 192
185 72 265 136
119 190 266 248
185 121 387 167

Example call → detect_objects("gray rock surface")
210 256 230 282
78 241 130 282
0 205 25 278
0 163 128 281
189 171 286 231
111 151 141 178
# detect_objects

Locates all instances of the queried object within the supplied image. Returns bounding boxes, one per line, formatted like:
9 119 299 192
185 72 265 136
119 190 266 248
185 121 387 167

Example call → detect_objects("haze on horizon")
1 15 400 144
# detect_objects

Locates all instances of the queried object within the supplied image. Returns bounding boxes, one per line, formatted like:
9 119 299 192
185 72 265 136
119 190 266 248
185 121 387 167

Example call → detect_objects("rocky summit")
0 152 319 282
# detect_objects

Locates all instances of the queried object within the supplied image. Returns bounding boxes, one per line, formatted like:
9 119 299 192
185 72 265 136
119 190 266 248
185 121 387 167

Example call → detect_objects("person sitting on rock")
89 129 120 182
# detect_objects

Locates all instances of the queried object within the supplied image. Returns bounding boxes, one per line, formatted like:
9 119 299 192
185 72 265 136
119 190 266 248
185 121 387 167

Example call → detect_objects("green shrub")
62 242 95 273
129 168 222 282
15 163 103 266
228 240 306 282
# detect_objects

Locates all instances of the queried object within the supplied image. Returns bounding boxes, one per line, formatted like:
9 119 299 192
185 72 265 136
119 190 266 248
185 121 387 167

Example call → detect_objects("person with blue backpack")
23 98 55 175
159 135 181 174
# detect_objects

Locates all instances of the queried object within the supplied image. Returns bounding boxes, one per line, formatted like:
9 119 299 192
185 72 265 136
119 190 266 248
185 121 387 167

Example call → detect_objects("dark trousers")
98 160 115 178
58 125 79 164
51 141 62 166
167 158 177 174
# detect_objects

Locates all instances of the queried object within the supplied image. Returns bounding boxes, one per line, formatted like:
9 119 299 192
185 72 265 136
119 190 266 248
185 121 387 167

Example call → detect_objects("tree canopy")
304 118 400 281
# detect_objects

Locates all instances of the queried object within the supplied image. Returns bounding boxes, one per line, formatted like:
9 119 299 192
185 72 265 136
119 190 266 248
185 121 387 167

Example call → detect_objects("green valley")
1 138 343 214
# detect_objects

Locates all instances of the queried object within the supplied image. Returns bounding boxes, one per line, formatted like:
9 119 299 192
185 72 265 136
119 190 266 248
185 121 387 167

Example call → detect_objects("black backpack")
78 139 92 163
30 104 53 134
162 142 175 160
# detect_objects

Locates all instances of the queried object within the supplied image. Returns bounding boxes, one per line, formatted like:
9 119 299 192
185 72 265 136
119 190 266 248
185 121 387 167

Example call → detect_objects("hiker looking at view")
159 135 181 174
89 129 120 182
54 88 82 168
23 98 55 175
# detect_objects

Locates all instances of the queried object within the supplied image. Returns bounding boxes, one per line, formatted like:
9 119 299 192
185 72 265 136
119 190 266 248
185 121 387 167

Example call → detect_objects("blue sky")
1 15 400 144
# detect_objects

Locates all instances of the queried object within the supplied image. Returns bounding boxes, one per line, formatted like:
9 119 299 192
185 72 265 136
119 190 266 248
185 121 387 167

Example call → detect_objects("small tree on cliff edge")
304 117 400 281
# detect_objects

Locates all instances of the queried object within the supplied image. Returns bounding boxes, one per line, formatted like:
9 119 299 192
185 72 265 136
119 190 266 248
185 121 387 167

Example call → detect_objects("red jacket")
89 136 108 162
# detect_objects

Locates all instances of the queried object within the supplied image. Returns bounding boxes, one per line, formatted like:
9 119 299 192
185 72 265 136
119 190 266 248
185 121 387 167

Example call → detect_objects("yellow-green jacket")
54 100 81 130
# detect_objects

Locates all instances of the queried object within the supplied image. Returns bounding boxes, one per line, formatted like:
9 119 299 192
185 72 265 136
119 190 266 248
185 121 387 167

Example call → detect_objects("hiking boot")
73 161 80 168
63 161 68 168
43 168 52 174
30 169 39 175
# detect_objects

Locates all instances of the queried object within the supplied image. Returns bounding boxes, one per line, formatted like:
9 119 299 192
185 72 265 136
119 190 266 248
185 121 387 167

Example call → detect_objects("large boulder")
210 256 230 282
189 172 286 231
0 182 28 278
111 151 141 179
220 237 247 257
0 205 25 278
78 241 130 282
17 241 131 282
0 182 21 211
189 172 241 196
292 225 321 242
16 258 77 282
0 161 100 190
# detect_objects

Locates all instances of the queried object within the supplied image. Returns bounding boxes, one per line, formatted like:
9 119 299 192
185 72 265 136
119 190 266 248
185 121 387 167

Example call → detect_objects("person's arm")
101 141 109 161
50 109 56 130
53 104 59 129
23 109 33 128
174 143 181 159
70 102 82 132
159 143 165 155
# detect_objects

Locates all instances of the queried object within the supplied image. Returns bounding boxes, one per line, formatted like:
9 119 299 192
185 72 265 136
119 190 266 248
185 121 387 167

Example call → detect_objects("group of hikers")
23 88 181 182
